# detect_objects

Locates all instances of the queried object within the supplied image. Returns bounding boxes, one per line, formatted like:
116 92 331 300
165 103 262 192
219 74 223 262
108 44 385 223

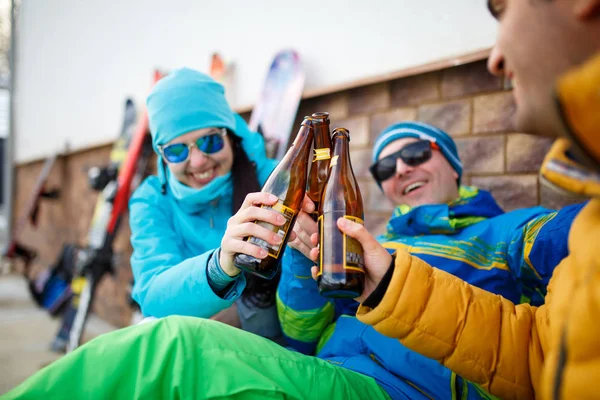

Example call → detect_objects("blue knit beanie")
372 121 463 184
147 67 237 154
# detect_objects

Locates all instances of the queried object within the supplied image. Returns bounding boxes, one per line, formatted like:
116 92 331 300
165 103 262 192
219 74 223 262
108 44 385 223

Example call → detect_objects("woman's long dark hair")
229 132 281 308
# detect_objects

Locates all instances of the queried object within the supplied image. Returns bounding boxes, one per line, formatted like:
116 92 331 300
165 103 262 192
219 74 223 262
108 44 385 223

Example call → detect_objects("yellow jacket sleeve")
356 249 558 400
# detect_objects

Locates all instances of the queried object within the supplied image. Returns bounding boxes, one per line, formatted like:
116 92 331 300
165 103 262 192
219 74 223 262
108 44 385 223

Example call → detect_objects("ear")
574 0 600 20
452 170 459 180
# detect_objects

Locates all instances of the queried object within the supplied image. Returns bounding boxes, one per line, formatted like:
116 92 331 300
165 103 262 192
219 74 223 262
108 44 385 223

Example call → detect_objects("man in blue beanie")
370 121 463 206
277 120 586 398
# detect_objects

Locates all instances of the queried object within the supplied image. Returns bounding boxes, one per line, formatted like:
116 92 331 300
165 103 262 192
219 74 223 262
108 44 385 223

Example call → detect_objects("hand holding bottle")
308 217 393 302
220 192 286 277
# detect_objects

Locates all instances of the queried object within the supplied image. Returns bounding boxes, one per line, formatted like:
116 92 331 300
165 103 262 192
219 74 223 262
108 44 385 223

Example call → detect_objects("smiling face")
165 127 234 189
378 138 460 208
487 0 600 137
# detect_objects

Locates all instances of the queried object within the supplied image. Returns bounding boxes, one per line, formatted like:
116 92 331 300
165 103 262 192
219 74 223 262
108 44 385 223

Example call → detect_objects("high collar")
384 186 504 237
166 168 233 214
540 138 600 199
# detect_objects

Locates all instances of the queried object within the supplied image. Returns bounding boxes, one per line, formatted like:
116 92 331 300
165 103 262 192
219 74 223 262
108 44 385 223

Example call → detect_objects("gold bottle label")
313 148 331 162
318 214 365 275
343 216 365 272
329 155 339 167
248 200 296 259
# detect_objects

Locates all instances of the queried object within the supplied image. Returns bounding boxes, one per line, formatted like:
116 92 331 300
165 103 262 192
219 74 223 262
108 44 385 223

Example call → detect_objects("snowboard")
248 50 305 160
209 52 226 83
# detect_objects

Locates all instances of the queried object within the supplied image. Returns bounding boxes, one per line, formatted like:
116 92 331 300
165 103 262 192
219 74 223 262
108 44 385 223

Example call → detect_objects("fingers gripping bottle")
306 112 332 221
233 118 314 279
317 128 365 298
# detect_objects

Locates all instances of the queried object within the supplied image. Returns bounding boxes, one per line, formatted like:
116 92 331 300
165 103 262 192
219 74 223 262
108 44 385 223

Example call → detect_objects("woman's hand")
220 192 287 276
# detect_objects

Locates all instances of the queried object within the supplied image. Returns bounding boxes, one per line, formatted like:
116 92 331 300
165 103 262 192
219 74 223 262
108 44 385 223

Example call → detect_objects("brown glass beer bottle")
233 118 314 279
306 112 332 221
317 127 365 297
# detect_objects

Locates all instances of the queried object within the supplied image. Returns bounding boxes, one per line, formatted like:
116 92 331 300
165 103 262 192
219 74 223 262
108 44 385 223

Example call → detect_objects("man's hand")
309 217 392 302
288 194 318 260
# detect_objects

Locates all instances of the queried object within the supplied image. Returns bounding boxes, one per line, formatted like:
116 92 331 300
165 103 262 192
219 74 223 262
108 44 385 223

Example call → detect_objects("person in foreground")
350 1 600 399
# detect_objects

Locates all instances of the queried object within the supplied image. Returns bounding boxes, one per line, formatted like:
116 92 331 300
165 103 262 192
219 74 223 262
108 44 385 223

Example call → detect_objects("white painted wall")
14 0 497 163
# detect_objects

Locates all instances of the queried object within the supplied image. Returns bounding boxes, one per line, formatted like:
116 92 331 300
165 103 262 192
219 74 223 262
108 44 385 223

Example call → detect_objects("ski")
51 70 163 353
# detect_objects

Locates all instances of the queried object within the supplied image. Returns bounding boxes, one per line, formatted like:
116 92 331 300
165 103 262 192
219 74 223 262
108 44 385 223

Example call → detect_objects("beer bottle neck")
314 124 332 149
289 125 314 160
330 136 351 172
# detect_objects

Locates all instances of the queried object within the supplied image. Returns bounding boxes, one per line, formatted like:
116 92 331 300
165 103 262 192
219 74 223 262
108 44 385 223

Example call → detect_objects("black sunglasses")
369 140 439 182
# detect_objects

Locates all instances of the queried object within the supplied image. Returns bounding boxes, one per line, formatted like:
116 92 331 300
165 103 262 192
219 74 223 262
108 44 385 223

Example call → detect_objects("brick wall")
11 145 146 327
12 59 583 326
284 60 583 235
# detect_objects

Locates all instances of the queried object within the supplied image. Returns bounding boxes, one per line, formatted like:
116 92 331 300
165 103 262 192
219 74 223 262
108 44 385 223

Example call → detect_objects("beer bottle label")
313 148 331 162
317 214 365 275
248 200 296 259
329 155 339 167
343 216 365 272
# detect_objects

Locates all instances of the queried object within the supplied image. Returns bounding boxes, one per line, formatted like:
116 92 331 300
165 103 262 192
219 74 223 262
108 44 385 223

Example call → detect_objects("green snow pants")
2 316 390 400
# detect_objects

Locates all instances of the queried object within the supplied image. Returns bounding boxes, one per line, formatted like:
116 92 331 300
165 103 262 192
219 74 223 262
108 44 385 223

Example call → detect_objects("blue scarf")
167 170 233 214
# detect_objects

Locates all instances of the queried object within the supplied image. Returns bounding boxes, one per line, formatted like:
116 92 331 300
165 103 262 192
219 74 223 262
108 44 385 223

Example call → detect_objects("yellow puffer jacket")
357 53 600 400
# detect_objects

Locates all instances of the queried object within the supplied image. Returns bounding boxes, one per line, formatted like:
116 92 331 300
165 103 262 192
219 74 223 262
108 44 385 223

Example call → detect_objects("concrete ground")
0 274 117 394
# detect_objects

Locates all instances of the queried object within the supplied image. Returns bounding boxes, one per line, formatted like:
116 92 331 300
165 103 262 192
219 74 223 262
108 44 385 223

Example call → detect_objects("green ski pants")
2 316 390 400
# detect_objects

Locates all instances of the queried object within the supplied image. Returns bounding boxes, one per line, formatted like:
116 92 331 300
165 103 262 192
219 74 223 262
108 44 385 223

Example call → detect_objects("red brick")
364 212 391 237
456 136 505 174
311 93 349 120
332 116 370 149
506 134 554 173
350 148 375 179
370 108 418 143
348 83 390 115
473 92 516 133
362 179 396 213
471 175 538 211
390 72 440 107
441 60 503 98
418 100 471 136
540 184 588 210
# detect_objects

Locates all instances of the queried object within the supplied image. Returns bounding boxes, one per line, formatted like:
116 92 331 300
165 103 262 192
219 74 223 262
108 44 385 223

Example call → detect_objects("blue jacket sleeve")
277 248 357 354
277 248 334 354
507 202 586 305
129 183 246 319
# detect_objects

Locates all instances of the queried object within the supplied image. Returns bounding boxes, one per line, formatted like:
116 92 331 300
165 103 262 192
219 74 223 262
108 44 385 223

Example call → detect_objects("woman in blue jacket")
129 67 283 339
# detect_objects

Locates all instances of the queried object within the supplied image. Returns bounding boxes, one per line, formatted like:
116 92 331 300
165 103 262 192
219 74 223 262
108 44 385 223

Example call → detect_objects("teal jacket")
130 115 277 318
278 187 584 399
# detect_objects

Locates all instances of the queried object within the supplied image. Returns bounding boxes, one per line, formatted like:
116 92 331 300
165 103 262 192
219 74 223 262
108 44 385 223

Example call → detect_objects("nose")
395 157 414 178
188 145 209 168
487 45 505 77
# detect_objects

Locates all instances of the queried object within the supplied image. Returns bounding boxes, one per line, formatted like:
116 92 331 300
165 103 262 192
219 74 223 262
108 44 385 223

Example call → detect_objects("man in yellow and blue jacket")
353 2 600 399
278 121 583 399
